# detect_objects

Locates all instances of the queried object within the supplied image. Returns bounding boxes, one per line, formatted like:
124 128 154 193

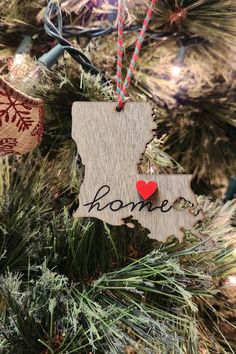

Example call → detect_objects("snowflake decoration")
0 76 44 156
0 138 18 155
0 89 34 132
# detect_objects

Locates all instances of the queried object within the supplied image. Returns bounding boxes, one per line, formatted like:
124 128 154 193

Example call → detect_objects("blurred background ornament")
0 77 44 156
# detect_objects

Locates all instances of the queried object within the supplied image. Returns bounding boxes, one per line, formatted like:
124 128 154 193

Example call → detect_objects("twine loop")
116 0 157 110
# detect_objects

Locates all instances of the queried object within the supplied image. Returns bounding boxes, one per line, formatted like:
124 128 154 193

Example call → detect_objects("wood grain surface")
72 102 203 242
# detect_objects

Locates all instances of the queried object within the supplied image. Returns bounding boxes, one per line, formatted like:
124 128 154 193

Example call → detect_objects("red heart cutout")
136 180 158 200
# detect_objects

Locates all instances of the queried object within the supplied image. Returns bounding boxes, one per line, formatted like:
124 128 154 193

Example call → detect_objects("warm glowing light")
8 54 27 82
171 65 182 77
227 275 236 285
12 53 25 67
201 349 208 354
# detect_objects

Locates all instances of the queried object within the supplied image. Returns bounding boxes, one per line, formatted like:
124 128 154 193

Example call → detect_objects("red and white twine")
116 0 157 110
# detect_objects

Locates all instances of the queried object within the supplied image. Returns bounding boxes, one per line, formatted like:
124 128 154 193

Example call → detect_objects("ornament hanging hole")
116 105 123 112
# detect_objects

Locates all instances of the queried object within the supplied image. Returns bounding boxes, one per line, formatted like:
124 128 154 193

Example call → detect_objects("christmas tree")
0 1 236 353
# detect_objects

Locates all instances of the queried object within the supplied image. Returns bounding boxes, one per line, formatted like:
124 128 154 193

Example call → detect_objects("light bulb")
171 45 187 77
6 44 64 96
12 53 25 67
171 64 182 77
226 275 236 285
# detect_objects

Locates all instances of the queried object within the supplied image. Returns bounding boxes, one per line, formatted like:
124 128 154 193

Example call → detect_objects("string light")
12 53 26 67
6 38 65 95
45 1 207 84
171 35 207 78
9 35 32 81
171 45 187 77
226 275 236 286
171 64 183 77
44 1 105 80
8 2 208 88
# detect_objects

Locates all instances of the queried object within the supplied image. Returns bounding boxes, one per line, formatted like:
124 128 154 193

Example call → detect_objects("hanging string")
116 0 157 110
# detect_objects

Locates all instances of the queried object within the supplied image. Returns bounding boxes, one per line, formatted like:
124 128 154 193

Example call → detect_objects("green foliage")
154 94 236 194
1 147 236 353
41 212 155 281
0 155 52 273
36 65 115 153
0 250 214 353
1 157 236 353
0 149 79 274
152 0 236 45
0 0 236 352
1 218 236 354
0 0 46 25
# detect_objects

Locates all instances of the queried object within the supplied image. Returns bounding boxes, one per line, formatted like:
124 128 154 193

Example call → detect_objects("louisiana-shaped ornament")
0 77 44 156
72 102 203 242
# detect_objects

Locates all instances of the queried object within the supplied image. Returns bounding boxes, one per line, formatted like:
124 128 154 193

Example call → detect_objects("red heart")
136 180 158 200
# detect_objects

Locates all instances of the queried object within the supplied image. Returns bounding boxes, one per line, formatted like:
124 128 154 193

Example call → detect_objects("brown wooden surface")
72 102 203 243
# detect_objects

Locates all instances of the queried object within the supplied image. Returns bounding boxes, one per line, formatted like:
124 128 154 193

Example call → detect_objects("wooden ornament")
72 102 203 243
0 77 44 156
